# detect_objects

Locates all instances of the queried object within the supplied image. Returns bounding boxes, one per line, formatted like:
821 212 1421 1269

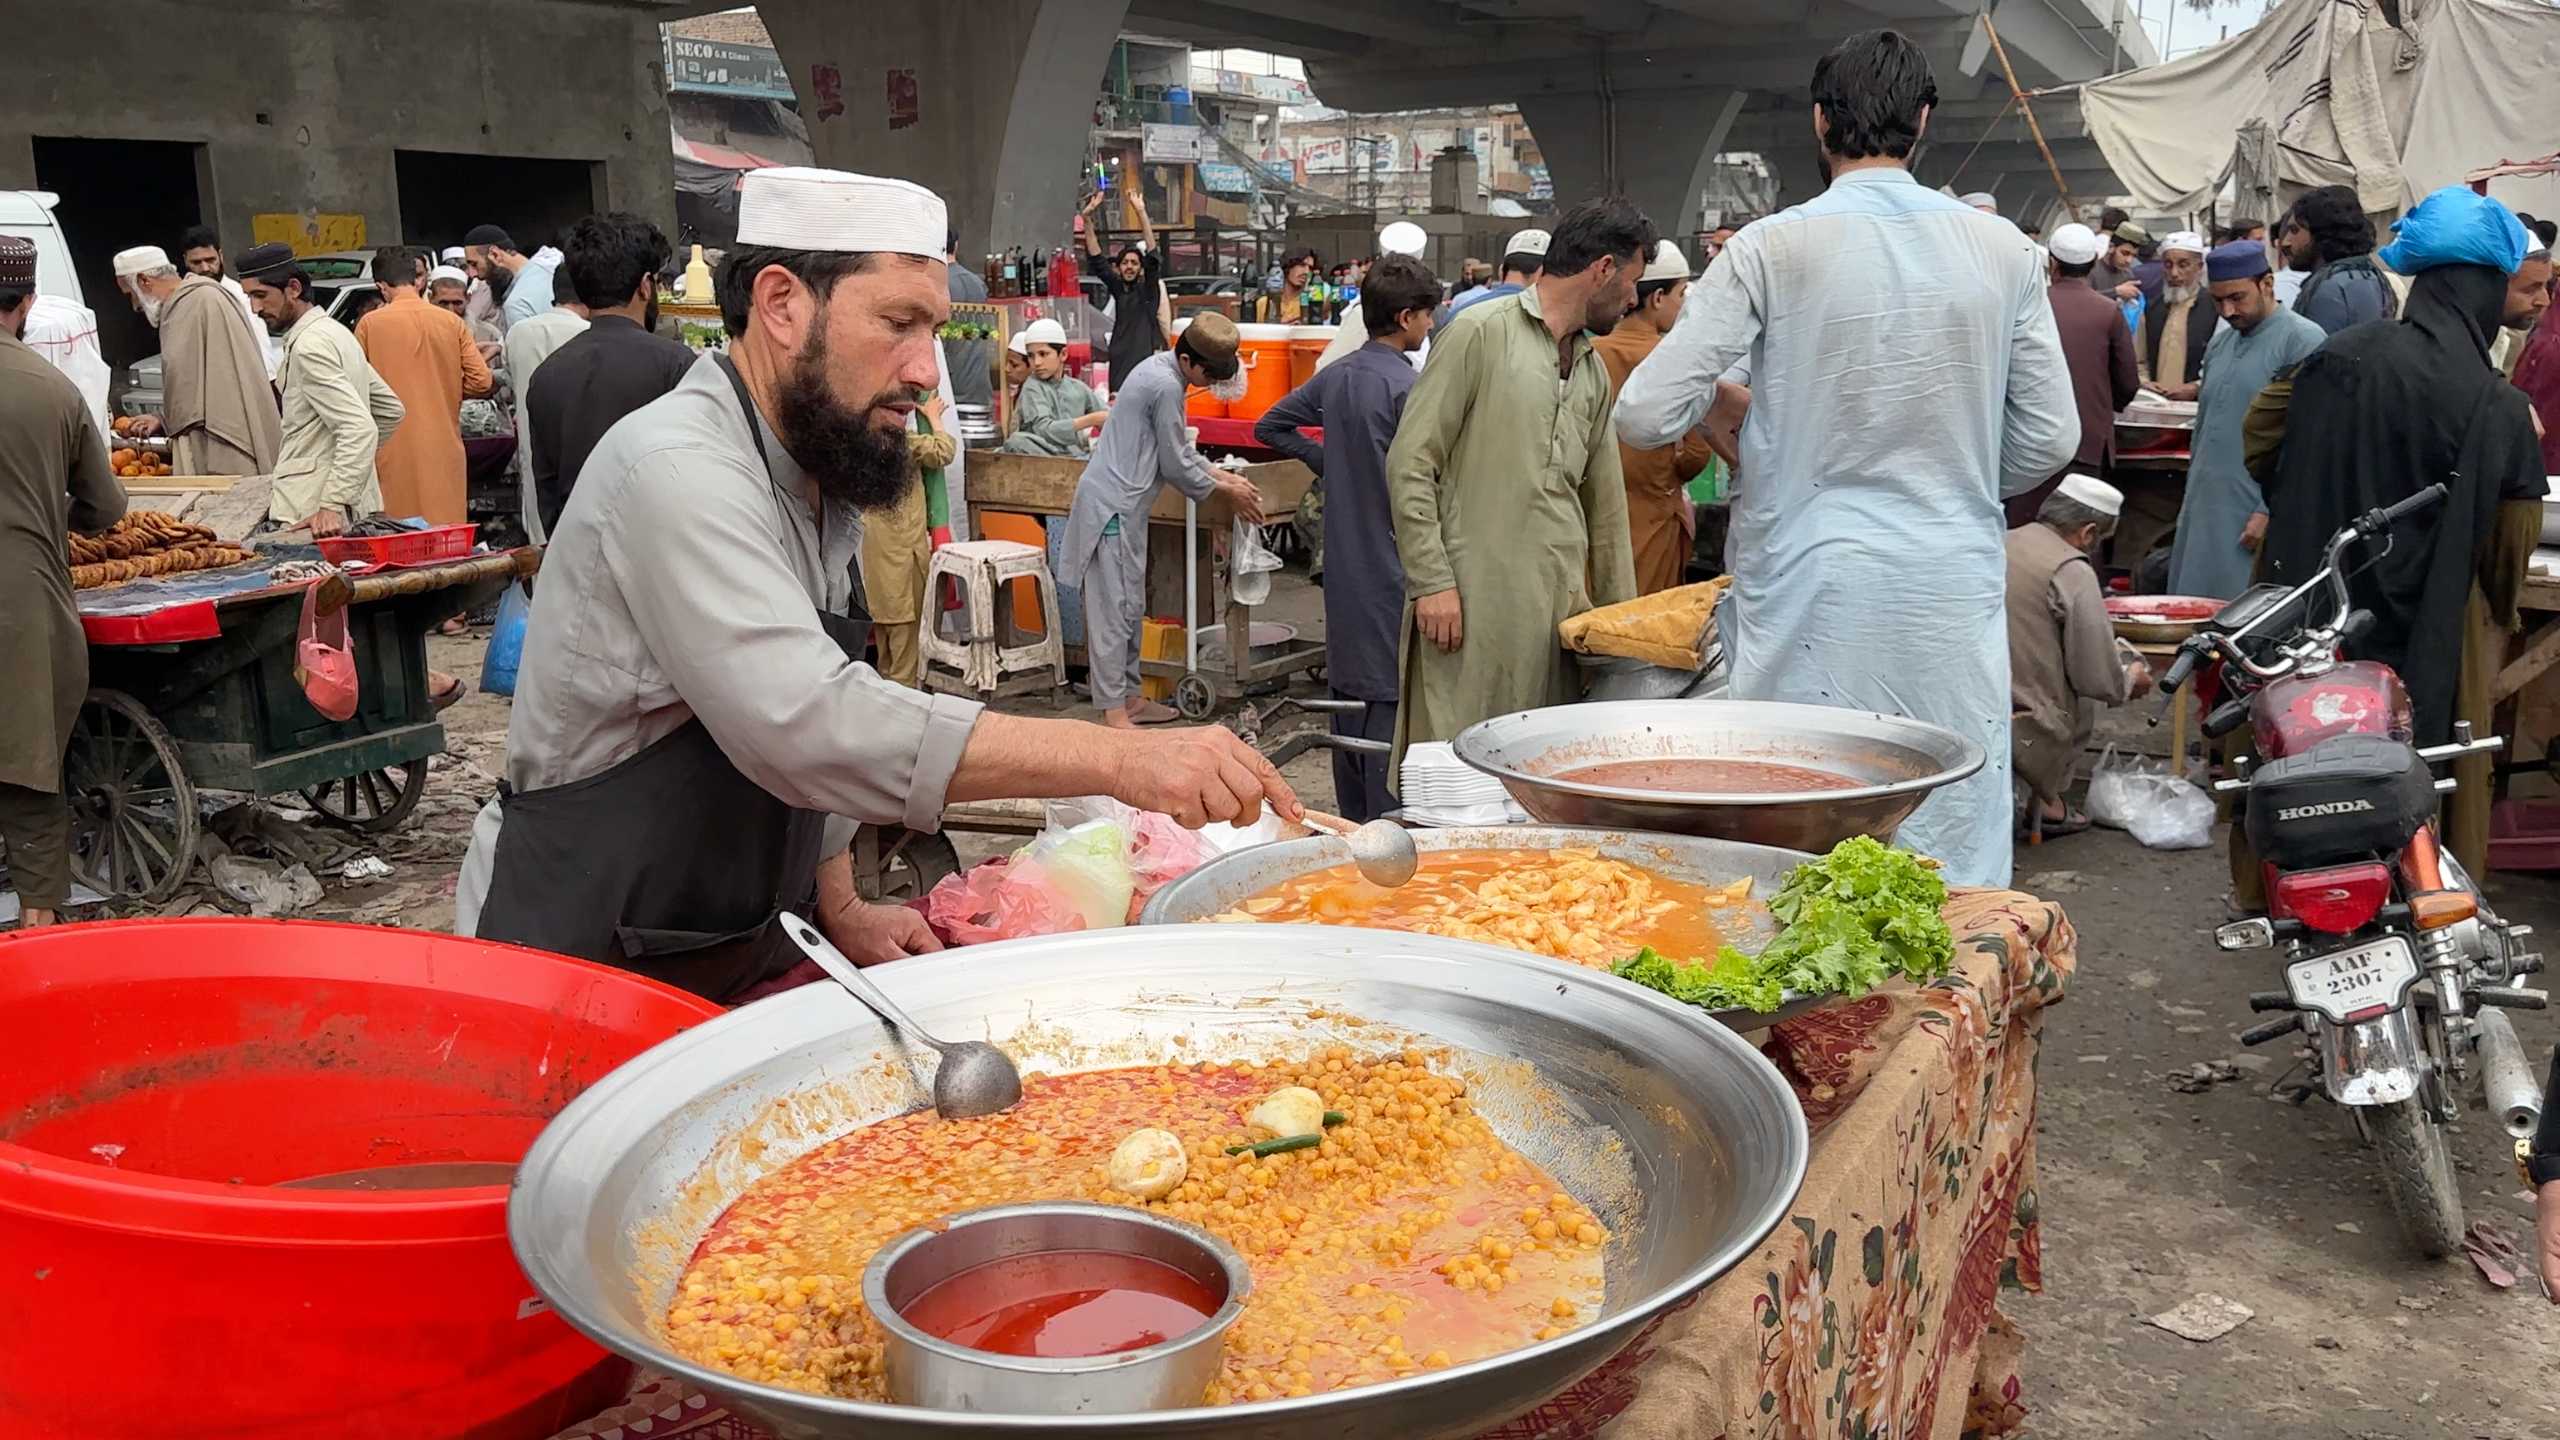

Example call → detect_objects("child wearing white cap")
998 317 1104 457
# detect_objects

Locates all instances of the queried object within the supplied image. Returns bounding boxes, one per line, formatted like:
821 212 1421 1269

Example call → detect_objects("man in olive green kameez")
1383 198 1652 779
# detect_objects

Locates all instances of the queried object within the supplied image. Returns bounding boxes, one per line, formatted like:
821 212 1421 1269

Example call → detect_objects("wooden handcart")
68 548 536 902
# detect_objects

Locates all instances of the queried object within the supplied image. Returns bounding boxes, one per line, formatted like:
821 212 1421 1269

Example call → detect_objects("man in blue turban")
2254 185 2553 878
2165 240 2328 600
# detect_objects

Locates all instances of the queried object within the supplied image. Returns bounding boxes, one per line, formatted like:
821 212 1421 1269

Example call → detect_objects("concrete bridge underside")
747 0 2154 252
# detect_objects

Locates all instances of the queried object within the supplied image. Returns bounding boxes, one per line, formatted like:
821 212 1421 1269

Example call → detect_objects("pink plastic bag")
294 582 358 721
923 856 1086 945
1125 811 1206 906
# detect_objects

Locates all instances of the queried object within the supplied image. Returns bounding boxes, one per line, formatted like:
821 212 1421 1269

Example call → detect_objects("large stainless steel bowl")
1139 826 1831 1030
509 926 1809 1440
1453 699 1985 852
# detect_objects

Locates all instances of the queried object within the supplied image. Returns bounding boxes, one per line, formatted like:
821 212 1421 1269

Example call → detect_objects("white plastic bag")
1230 516 1283 606
2085 745 2215 850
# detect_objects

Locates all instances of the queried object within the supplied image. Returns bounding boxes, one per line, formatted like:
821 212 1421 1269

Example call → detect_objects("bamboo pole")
1980 14 2077 216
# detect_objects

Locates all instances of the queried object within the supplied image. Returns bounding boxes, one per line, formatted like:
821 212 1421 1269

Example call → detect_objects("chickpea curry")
665 1046 1608 1405
1210 847 1759 968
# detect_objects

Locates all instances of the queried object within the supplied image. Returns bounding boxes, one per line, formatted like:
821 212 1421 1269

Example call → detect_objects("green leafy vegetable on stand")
1610 836 1954 1013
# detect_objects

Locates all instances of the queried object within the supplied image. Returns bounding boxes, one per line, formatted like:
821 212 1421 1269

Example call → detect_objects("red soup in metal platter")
1559 758 1860 794
899 1249 1221 1358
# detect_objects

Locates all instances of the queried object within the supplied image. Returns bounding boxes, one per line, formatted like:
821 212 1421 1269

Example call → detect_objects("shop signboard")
1199 162 1253 194
663 34 795 101
1143 123 1206 164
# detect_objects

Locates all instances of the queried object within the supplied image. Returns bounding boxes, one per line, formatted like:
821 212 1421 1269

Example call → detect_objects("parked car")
123 251 375 415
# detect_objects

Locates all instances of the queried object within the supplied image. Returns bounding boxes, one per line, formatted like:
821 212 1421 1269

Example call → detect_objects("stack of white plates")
954 403 999 445
1397 742 1528 828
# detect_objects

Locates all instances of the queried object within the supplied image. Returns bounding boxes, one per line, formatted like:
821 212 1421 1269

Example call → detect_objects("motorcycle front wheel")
2364 1096 2464 1257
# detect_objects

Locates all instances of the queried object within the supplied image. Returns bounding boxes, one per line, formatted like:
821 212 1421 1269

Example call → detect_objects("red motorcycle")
2160 483 2545 1256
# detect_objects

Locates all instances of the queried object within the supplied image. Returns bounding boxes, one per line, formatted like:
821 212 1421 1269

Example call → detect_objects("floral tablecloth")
552 889 2074 1440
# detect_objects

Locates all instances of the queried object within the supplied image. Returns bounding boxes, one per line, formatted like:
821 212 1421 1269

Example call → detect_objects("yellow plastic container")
1140 618 1185 702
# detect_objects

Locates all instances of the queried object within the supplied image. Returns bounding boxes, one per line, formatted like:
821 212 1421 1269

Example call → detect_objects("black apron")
476 354 858 1000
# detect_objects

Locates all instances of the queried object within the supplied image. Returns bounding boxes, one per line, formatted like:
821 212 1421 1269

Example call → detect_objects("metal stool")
919 540 1067 701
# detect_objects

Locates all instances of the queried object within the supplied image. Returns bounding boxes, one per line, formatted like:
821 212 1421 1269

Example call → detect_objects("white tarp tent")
2079 0 2560 222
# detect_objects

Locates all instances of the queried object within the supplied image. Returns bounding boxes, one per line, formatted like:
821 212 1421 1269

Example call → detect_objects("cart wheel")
1174 674 1218 721
65 688 200 903
303 761 430 833
858 827 962 904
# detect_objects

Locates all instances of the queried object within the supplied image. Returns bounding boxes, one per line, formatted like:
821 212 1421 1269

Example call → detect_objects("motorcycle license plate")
2284 935 2419 1024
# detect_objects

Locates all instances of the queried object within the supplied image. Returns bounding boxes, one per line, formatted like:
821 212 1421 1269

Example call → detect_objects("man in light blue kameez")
2164 242 2326 599
1616 30 2080 887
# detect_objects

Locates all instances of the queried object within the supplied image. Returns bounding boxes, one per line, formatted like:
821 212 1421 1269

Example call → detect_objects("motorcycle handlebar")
2363 483 2449 535
2160 641 2204 694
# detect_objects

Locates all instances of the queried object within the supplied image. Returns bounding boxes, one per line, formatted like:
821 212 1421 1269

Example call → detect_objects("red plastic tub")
0 919 723 1439
317 522 478 568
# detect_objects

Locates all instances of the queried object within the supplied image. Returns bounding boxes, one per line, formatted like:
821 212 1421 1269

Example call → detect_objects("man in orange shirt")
355 244 491 523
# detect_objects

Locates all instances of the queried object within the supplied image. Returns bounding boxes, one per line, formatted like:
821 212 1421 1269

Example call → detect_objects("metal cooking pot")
1139 826 1830 1030
1453 699 1984 853
508 926 1810 1440
865 1203 1250 1413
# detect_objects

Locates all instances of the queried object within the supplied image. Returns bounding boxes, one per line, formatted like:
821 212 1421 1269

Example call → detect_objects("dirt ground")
115 570 2560 1437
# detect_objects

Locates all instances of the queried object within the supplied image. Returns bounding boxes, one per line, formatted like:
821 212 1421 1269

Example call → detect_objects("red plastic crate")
316 522 477 568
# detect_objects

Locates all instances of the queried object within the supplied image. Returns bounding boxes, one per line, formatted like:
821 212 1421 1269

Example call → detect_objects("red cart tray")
318 523 477 569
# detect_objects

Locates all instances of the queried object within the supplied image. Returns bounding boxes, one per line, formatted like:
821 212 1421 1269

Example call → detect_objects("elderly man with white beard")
2139 231 2216 397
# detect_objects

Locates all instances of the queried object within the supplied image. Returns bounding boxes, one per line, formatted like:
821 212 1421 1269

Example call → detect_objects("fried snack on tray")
69 510 219 567
71 536 252 590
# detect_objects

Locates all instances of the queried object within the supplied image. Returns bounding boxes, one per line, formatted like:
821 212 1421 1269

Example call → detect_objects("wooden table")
963 448 1322 716
2128 639 2198 776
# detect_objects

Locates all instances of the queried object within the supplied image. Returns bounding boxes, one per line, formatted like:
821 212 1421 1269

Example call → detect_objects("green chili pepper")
1324 1111 1346 1127
1226 1132 1324 1159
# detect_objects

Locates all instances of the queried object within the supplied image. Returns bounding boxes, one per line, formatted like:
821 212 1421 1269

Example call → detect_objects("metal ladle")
1300 810 1419 888
777 912 1023 1119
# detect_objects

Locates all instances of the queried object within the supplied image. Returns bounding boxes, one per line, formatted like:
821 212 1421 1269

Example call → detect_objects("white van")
0 189 82 302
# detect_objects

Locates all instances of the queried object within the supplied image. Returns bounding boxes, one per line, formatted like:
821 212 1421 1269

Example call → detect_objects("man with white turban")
457 168 1298 996
2139 230 2216 394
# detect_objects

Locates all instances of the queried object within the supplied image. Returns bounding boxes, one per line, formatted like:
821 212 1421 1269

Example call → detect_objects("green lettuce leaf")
1611 946 1785 1013
1609 837 1955 1014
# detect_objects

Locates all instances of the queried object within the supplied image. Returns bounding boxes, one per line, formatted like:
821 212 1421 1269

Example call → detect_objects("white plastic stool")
919 540 1067 701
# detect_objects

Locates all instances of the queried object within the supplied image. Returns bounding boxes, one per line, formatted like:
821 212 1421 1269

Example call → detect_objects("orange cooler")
1228 322 1298 421
1289 325 1337 390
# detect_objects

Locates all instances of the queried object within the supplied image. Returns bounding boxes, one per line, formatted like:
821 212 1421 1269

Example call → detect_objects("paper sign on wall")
250 212 367 256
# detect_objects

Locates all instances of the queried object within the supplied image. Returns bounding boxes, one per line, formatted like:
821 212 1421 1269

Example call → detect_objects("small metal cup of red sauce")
863 1201 1252 1414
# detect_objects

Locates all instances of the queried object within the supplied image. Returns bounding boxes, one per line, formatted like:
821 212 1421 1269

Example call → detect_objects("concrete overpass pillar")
1517 87 1746 240
759 0 1128 255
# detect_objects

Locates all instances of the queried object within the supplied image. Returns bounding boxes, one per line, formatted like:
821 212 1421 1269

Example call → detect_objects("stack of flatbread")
69 511 254 590
1557 577 1730 672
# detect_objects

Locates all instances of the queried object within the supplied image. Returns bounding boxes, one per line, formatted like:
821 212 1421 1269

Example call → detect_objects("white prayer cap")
1378 221 1427 257
1639 239 1692 285
2057 473 2124 517
1016 317 1067 349
1959 191 1999 213
439 245 465 262
1504 228 1552 259
113 245 172 278
427 264 470 287
2163 230 2207 257
736 167 948 257
2046 223 2103 266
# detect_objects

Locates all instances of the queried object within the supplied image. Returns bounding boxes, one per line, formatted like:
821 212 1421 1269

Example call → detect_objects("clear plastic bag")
1020 818 1137 930
1231 516 1283 606
2086 745 2215 850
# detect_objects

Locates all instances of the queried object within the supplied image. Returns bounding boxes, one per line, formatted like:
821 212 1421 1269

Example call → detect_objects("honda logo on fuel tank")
2276 799 2378 821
